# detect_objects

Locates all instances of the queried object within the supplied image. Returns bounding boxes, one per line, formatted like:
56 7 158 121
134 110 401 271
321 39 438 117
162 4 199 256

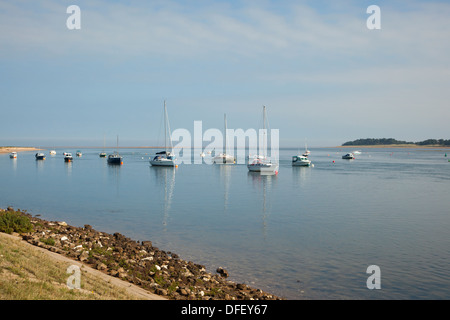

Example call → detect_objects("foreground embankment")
0 208 282 300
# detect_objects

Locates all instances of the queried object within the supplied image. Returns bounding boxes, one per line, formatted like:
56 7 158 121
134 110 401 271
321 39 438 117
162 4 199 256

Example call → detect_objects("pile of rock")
17 211 281 300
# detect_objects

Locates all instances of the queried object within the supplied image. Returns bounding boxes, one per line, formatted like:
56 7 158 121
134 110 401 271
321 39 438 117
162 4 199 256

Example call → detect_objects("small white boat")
302 139 310 157
49 150 56 155
342 153 355 159
10 152 17 159
213 153 235 164
292 155 312 167
247 106 278 174
150 151 176 166
76 150 82 157
150 101 177 167
213 114 235 164
247 158 279 173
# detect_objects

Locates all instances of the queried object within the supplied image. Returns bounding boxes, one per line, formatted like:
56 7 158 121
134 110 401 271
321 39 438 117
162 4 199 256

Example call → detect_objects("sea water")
1 147 449 299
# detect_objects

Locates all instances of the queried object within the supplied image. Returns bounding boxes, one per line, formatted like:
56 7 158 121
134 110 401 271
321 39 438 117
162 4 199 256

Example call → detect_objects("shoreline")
0 147 41 154
334 144 450 149
1 207 282 300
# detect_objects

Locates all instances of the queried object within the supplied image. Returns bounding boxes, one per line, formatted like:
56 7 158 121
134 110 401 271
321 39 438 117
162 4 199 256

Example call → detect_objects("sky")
1 0 449 148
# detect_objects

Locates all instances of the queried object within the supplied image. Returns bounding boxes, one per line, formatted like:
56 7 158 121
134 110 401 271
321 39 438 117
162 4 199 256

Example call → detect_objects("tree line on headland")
342 138 450 146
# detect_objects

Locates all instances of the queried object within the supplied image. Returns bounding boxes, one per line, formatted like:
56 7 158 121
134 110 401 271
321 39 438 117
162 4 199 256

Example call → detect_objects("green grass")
0 211 33 234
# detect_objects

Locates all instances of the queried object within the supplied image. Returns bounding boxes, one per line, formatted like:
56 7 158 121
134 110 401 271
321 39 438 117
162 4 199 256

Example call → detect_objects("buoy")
175 165 178 168
332 160 335 163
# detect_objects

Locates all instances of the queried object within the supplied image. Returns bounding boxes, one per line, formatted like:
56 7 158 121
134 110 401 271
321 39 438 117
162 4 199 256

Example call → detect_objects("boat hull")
213 154 235 164
292 161 311 167
150 159 176 167
35 153 45 160
108 157 123 165
247 163 279 173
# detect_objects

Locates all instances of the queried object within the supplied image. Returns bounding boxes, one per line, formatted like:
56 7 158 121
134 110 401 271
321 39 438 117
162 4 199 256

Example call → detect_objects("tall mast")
164 100 167 152
224 113 227 155
263 106 266 158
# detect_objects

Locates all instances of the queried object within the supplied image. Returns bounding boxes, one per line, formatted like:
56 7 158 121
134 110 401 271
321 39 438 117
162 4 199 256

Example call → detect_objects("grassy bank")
0 210 162 300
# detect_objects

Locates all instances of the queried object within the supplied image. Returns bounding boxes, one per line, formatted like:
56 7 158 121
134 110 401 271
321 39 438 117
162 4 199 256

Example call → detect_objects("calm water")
1 147 449 299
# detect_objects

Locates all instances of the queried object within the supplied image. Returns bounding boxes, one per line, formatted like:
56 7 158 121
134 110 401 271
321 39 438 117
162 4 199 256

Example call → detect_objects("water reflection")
35 158 45 173
151 166 176 230
65 161 73 177
247 171 277 239
217 165 232 213
11 158 17 172
291 166 312 187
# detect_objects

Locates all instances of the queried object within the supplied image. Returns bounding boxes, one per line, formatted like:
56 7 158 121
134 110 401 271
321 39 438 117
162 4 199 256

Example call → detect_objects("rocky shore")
2 208 282 300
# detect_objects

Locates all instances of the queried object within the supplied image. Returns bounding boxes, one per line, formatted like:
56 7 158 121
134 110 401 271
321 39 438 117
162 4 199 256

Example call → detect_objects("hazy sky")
1 0 449 147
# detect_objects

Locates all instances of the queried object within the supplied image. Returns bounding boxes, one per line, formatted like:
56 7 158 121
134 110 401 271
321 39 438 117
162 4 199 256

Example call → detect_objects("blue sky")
1 0 449 147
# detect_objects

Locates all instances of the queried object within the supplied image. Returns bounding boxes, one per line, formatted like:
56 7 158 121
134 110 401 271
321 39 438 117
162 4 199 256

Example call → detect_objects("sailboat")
107 136 123 165
302 139 310 157
247 106 278 174
99 134 107 158
150 101 176 167
213 114 235 164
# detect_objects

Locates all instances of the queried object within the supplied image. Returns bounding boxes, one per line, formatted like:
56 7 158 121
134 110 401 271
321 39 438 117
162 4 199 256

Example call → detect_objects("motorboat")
99 152 107 158
10 152 17 159
49 150 56 155
292 155 312 166
342 153 355 159
76 150 82 157
35 153 46 160
64 153 73 162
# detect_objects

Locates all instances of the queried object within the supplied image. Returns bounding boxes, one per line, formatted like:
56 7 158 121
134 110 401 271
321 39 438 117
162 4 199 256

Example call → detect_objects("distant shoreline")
0 147 40 154
335 144 450 149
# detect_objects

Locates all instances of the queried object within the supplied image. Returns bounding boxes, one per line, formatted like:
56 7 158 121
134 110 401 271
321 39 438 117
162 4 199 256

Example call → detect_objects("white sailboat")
150 101 177 167
247 106 278 174
302 139 310 157
213 114 235 164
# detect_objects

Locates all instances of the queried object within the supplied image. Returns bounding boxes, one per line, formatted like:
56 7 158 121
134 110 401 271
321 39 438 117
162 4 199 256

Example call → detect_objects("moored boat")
107 153 123 165
150 101 177 167
64 153 73 162
247 106 278 174
292 155 312 167
342 153 355 159
10 152 17 159
213 114 235 164
35 153 46 160
107 136 123 165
